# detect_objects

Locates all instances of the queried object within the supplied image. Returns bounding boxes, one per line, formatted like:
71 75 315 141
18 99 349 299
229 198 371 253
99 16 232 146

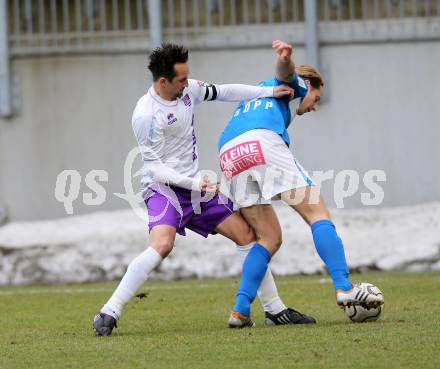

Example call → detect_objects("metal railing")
2 0 440 118
8 0 153 54
6 0 440 56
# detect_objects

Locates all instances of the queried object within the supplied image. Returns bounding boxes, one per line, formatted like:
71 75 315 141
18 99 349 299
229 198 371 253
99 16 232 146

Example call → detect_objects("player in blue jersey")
218 40 384 327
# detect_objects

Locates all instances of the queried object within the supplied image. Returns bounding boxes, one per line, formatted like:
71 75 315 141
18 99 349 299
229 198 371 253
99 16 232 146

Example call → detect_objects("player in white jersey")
93 43 315 336
218 41 384 327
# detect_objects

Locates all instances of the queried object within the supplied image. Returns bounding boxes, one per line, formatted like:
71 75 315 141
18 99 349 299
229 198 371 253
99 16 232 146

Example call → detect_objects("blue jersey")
218 73 308 149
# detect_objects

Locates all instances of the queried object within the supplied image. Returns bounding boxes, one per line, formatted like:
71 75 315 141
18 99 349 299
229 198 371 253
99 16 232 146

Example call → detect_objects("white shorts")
219 129 315 208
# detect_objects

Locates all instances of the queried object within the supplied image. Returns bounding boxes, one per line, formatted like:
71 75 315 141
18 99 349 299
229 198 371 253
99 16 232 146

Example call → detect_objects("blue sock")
311 219 353 291
233 243 272 317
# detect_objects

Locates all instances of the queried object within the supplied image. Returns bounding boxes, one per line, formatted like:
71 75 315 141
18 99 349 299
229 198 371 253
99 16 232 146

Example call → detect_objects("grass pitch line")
0 278 332 296
0 285 214 296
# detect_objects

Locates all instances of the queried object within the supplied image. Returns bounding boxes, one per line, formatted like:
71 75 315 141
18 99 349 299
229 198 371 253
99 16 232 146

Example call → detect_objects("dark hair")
148 43 189 81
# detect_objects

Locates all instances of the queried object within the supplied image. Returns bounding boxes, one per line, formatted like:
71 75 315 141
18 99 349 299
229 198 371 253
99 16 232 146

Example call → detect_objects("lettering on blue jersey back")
233 99 274 118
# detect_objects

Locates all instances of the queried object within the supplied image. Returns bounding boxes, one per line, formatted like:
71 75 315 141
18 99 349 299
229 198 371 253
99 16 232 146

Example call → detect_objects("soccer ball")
344 283 384 323
345 303 383 323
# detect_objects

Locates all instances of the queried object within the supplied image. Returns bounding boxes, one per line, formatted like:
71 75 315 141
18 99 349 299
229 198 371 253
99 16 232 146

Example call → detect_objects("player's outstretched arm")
188 80 293 104
272 40 295 83
215 83 293 101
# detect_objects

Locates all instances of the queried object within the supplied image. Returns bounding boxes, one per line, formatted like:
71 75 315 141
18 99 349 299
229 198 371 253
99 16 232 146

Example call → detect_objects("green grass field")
1 272 439 369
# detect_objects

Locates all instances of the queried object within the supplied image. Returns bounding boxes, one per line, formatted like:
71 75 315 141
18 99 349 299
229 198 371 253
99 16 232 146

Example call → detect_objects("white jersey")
132 79 275 194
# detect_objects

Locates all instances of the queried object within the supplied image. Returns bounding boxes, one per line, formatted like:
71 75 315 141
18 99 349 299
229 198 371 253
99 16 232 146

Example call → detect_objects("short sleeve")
287 73 309 99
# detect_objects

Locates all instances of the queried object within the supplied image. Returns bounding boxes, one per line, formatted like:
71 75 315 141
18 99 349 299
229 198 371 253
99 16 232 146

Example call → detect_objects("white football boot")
336 283 384 308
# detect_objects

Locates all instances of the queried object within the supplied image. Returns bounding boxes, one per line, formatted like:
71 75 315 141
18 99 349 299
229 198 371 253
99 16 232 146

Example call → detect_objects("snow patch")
0 202 439 285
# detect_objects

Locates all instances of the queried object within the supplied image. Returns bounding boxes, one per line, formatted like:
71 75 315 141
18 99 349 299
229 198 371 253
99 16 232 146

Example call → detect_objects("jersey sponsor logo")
220 140 266 180
167 112 178 125
182 93 192 107
197 80 205 87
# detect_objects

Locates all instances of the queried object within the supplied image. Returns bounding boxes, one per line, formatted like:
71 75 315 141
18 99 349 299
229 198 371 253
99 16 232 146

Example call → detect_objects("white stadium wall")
0 41 440 221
